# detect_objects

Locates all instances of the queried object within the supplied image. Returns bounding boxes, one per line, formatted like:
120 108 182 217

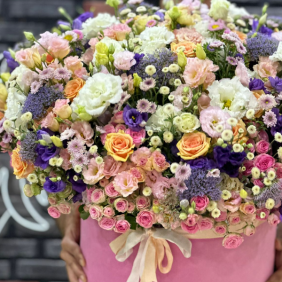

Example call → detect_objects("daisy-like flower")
30 81 43 94
175 164 191 182
60 128 76 141
263 111 277 127
140 78 156 91
54 67 72 81
39 68 54 80
176 181 187 193
137 99 151 113
235 42 247 54
67 138 85 154
71 153 89 167
146 19 157 27
226 56 237 66
209 40 224 48
208 20 225 31
148 102 157 114
63 31 78 42
259 94 277 110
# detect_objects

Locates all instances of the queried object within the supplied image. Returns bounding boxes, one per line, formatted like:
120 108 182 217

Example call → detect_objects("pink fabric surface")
81 218 276 282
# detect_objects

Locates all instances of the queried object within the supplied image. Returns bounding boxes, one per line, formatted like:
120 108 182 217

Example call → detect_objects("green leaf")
125 213 137 230
79 205 90 220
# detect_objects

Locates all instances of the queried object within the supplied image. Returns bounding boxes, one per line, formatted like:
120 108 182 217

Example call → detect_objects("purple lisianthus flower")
3 51 19 72
67 170 87 193
270 108 282 135
229 151 247 166
34 144 59 169
187 157 216 170
220 163 240 178
73 193 83 203
213 146 230 168
249 78 265 91
134 53 145 66
57 20 70 27
269 76 282 92
43 178 66 193
154 11 164 21
252 20 273 36
123 105 148 131
72 12 93 30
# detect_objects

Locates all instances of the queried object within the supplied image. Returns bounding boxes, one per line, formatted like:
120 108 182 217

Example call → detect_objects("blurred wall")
0 0 282 281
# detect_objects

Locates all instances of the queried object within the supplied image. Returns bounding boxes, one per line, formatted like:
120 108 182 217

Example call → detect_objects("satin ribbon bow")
110 228 192 282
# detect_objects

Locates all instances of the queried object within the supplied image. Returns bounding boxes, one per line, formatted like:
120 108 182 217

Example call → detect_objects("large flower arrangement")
1 0 282 253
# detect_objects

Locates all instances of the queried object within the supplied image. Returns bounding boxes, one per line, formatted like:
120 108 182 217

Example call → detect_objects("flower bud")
179 212 188 220
168 6 181 21
24 31 36 42
50 136 63 148
196 44 206 60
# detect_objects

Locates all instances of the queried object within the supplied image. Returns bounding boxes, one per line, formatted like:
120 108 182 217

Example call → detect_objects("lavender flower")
179 169 222 201
175 164 191 182
54 68 72 81
39 68 54 80
246 33 279 61
19 131 38 162
263 110 277 128
137 99 151 113
226 56 237 66
258 94 277 110
22 86 64 120
140 78 156 91
254 180 282 208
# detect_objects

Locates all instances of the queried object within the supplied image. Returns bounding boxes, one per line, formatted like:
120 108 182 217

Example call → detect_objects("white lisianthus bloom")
228 4 249 19
146 105 172 131
270 42 282 62
177 113 200 133
209 0 230 20
208 77 258 119
82 13 118 39
139 26 175 54
194 20 210 39
71 73 123 117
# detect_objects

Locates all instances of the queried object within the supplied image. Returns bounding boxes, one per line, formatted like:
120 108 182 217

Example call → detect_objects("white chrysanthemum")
27 173 38 183
163 131 174 143
82 13 118 39
251 167 261 179
143 187 152 196
207 77 258 119
222 189 232 200
247 152 254 160
211 208 221 218
150 136 162 147
252 185 260 195
265 198 275 209
270 41 282 62
139 26 175 54
177 113 200 133
170 162 179 174
72 73 123 117
275 133 282 143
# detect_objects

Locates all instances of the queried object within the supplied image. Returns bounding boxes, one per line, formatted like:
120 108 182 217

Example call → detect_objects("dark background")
0 0 282 281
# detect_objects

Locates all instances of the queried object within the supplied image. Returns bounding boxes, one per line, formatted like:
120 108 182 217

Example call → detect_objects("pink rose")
223 195 242 212
57 202 71 214
105 182 120 198
128 202 136 213
48 37 70 59
256 140 270 154
114 51 136 71
214 211 227 222
47 206 61 218
242 160 254 176
256 208 270 220
254 154 275 171
222 234 244 249
150 151 170 172
253 179 264 188
111 111 124 124
257 130 269 142
274 163 282 179
89 205 103 220
214 222 227 235
125 128 145 147
64 56 83 72
103 206 115 218
268 213 281 226
198 217 214 230
244 226 256 236
181 221 200 234
41 112 59 131
53 99 72 119
114 220 131 233
91 189 106 204
136 196 150 211
227 211 241 225
103 155 126 179
239 202 256 215
99 178 109 188
190 195 209 211
114 198 128 213
184 214 200 226
136 210 156 228
99 217 116 230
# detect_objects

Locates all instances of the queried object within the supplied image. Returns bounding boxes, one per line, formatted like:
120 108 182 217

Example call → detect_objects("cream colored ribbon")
110 228 192 282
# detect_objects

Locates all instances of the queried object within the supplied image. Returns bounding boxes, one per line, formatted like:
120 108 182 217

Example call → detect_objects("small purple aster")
140 78 156 91
226 56 237 66
175 164 191 182
259 94 277 110
2 132 12 143
209 40 224 48
235 42 247 54
39 68 54 80
148 102 157 114
30 81 43 94
71 153 89 167
67 138 85 154
176 181 187 193
263 111 277 127
54 68 72 81
137 99 151 113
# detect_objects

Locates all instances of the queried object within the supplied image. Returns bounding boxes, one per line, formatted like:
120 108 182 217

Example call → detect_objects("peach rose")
11 146 34 179
104 130 135 162
64 56 83 72
239 202 256 215
252 90 264 118
253 57 279 79
48 37 70 59
232 119 248 144
171 41 196 57
64 78 85 101
177 131 211 160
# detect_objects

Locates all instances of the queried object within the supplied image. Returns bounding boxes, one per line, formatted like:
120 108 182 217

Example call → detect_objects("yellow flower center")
212 24 219 29
224 100 232 108
64 35 73 42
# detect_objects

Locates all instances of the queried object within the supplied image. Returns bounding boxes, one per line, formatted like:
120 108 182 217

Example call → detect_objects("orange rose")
64 78 85 101
171 41 196 57
177 131 211 160
11 146 34 178
235 30 247 43
104 130 135 162
252 90 264 118
232 119 248 144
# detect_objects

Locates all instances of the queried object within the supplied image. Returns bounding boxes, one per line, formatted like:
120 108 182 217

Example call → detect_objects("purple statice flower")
137 99 151 113
67 170 86 193
67 138 85 154
19 131 38 162
269 76 282 92
175 164 191 182
140 78 156 91
123 105 148 131
3 51 19 72
22 86 64 120
39 68 54 80
129 48 180 87
226 56 237 66
179 169 222 201
54 67 72 81
246 33 279 61
30 81 43 94
252 20 273 36
258 94 277 110
43 177 66 193
249 78 265 91
264 110 278 129
254 180 282 208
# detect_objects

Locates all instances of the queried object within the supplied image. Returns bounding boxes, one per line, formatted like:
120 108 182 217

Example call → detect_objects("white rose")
208 77 258 119
82 13 118 39
139 27 175 54
71 73 123 117
209 0 230 20
270 42 282 62
177 113 200 133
